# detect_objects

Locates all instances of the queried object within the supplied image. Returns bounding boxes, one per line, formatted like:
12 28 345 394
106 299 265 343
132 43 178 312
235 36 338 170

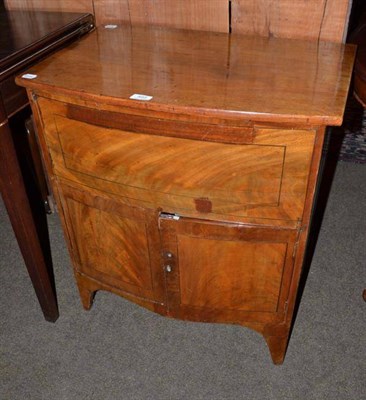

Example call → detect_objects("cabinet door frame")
159 214 299 327
57 180 166 306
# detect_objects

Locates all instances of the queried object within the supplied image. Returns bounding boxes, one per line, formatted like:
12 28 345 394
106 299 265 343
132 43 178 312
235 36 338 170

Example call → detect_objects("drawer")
38 98 316 223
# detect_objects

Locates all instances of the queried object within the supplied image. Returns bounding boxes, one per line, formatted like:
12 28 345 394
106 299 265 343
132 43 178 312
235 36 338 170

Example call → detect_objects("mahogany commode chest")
17 24 355 364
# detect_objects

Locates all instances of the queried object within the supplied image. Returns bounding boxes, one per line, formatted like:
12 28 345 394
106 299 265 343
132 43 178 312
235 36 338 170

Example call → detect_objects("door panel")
178 236 287 312
160 215 298 322
67 198 153 290
58 181 164 304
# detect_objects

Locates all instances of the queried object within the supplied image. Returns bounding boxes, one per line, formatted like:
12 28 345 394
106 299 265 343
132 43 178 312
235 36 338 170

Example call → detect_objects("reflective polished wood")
231 0 351 42
5 0 351 42
17 25 355 362
18 25 355 125
350 7 366 107
0 8 93 321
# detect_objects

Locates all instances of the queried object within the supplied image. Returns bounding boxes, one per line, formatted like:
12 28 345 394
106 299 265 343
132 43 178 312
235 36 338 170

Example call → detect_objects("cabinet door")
58 181 165 305
159 214 298 325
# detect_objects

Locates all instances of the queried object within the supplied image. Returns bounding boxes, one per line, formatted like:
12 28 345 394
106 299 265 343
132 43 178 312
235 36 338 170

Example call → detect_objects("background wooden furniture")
4 0 352 41
348 2 366 301
0 6 93 321
350 5 366 106
17 25 355 363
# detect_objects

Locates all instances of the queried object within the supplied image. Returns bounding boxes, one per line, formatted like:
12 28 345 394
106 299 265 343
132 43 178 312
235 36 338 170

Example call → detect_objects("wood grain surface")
178 237 287 312
20 18 355 365
58 182 165 304
17 25 355 125
92 0 130 26
160 217 297 316
231 0 351 42
4 0 93 13
35 97 315 224
5 0 228 31
5 0 350 42
127 0 228 32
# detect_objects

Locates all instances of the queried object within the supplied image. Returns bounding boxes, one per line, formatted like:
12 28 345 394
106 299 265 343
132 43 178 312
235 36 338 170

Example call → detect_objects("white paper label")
22 74 37 80
104 24 118 29
129 94 153 101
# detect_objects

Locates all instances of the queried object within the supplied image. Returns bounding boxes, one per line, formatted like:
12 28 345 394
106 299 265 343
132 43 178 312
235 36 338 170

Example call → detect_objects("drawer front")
38 98 316 223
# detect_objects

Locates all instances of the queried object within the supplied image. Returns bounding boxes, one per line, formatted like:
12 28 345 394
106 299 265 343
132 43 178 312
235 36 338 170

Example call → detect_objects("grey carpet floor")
338 96 366 164
0 162 365 400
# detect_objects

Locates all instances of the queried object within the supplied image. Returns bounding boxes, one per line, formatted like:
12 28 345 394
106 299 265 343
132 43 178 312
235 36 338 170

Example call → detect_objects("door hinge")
292 240 299 259
292 226 304 259
31 91 38 102
45 194 56 214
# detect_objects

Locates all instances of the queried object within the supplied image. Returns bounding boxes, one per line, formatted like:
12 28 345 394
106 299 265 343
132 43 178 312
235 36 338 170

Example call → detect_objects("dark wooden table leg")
0 101 58 322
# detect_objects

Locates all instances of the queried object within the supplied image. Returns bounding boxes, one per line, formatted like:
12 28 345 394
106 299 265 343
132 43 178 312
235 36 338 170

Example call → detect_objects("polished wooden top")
0 9 93 79
17 24 356 125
